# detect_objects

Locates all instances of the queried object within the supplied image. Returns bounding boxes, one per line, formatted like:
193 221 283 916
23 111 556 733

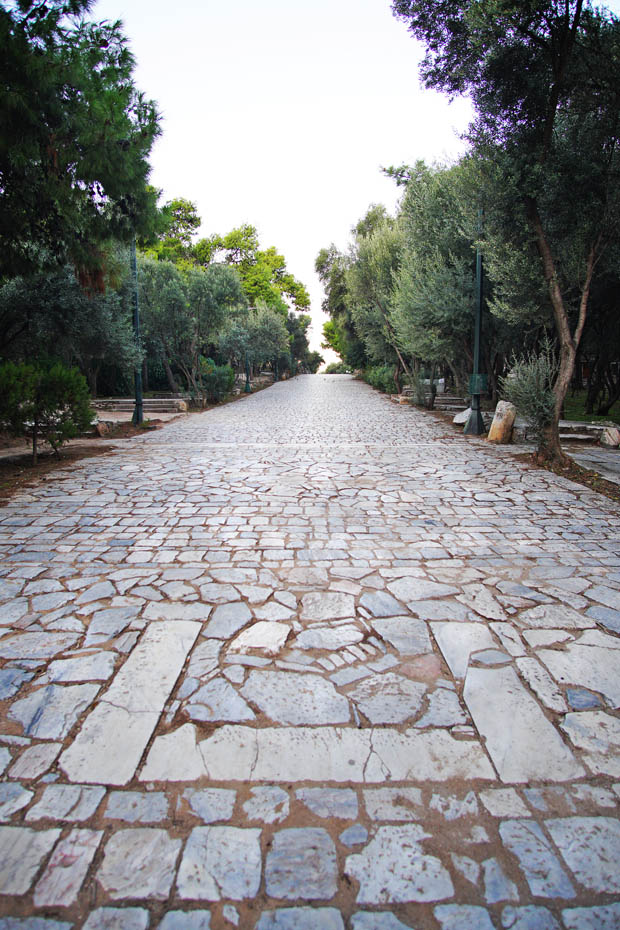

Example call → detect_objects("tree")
0 0 161 282
0 259 140 396
194 225 310 313
316 245 367 369
149 198 201 262
139 256 247 401
0 361 93 464
392 0 620 460
346 207 411 387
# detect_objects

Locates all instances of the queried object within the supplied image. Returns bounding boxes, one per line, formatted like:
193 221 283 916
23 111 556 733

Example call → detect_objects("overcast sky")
93 0 619 358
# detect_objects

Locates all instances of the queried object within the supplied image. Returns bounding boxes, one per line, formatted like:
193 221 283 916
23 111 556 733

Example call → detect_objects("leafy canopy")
0 0 160 280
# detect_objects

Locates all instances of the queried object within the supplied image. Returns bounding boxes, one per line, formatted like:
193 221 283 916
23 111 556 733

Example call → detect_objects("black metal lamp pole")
244 350 252 393
130 234 144 425
464 209 486 435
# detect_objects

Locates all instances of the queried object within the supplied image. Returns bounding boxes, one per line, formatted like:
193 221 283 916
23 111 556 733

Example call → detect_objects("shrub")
406 370 428 407
199 357 235 404
499 338 559 441
363 364 397 394
0 361 94 464
324 362 351 374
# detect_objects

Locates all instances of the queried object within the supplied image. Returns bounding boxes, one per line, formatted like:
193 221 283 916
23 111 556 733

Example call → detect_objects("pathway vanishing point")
1 374 620 930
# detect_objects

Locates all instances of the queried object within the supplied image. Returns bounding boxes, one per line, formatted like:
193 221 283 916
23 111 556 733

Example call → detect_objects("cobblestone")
0 374 619 926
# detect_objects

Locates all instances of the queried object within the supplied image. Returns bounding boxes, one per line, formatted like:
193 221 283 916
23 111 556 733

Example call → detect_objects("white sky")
92 0 620 357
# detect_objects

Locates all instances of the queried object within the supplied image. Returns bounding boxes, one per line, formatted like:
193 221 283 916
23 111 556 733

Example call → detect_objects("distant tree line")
319 0 620 462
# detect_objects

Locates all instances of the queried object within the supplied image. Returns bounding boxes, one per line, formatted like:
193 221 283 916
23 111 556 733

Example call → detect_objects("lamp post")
244 350 252 393
130 234 144 425
464 209 487 435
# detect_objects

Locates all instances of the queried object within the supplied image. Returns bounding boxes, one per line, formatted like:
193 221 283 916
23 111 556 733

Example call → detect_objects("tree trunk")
394 359 402 394
162 356 179 394
525 198 594 463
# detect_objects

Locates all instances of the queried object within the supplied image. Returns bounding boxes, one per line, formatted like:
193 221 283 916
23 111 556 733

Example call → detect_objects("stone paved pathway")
1 373 620 930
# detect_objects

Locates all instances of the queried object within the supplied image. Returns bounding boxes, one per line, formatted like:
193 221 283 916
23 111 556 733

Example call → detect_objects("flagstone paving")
0 373 619 929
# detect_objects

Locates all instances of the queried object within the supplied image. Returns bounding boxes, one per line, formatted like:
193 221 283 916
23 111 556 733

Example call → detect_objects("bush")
324 362 351 374
0 361 94 464
405 370 428 407
199 357 235 404
363 364 397 394
499 338 559 441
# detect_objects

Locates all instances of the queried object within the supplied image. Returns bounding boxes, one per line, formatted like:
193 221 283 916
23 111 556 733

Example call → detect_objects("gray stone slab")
296 787 358 819
416 686 467 728
463 666 584 782
97 828 180 899
434 905 495 930
499 819 574 898
339 824 368 847
351 915 414 930
34 828 102 906
300 592 355 620
538 634 620 708
204 601 251 638
10 683 100 739
363 788 423 821
60 620 200 785
46 652 115 682
176 826 261 900
293 624 363 651
561 711 620 777
158 912 212 930
359 591 404 617
0 632 79 659
387 577 458 602
82 908 150 930
370 616 431 656
265 827 337 900
546 816 620 893
8 743 61 780
229 621 290 655
26 784 105 821
187 676 255 722
0 783 33 821
348 672 426 724
241 670 350 724
346 824 453 903
105 791 168 823
482 856 518 903
256 909 344 930
0 667 34 700
183 788 236 822
0 826 61 894
84 606 140 644
499 906 560 930
431 623 496 679
242 786 289 824
562 903 620 930
186 639 221 678
0 920 72 930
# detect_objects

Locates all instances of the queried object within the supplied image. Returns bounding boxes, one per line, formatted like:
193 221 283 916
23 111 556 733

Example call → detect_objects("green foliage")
0 260 140 396
363 365 397 394
405 370 428 407
0 360 93 463
324 362 351 374
0 0 160 280
305 352 324 374
192 225 310 313
198 358 235 404
149 198 201 262
500 339 559 442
